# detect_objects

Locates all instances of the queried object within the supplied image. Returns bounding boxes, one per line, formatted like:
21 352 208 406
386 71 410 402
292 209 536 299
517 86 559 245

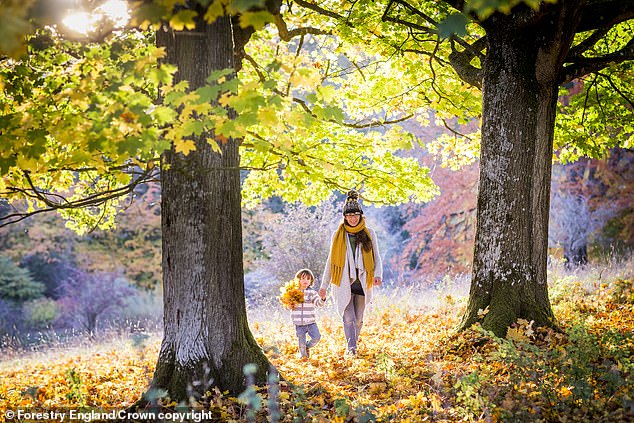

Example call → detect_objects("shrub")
0 297 22 336
113 287 162 331
260 201 338 283
57 270 137 334
23 298 59 329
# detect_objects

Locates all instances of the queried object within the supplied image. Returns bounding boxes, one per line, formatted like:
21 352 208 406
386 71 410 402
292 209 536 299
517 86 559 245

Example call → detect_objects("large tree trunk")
460 4 582 337
149 14 270 400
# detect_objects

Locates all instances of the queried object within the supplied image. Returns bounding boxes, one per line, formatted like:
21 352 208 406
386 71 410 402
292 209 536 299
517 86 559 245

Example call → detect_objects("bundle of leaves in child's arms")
279 279 304 309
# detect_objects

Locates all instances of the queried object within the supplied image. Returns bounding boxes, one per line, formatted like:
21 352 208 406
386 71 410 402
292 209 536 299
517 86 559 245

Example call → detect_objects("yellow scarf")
329 217 375 289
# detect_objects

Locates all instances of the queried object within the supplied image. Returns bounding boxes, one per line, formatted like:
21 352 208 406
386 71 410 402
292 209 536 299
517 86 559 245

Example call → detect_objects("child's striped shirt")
291 288 325 326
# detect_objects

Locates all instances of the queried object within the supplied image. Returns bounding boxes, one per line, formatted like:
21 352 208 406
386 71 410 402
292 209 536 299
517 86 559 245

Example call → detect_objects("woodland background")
1 141 633 422
0 0 633 419
0 121 632 345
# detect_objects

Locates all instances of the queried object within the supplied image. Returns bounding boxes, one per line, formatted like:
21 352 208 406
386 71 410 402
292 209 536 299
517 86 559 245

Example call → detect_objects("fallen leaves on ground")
1 274 633 422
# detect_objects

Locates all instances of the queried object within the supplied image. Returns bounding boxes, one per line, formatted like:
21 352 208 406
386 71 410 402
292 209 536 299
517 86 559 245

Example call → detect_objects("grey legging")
342 294 366 354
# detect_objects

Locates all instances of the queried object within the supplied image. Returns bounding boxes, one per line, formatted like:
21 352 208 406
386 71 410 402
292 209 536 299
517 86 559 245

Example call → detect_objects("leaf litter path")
1 278 633 422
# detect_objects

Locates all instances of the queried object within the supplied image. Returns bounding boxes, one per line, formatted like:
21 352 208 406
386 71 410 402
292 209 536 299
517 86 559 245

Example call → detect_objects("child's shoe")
299 345 308 359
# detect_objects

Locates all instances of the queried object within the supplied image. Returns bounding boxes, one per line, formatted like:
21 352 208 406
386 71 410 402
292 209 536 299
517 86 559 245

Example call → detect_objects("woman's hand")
319 288 327 299
373 277 382 287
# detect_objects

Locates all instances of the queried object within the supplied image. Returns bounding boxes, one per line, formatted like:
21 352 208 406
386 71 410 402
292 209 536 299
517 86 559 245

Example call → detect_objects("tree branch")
291 96 414 128
293 0 347 21
381 0 437 35
559 36 634 83
0 166 158 227
448 36 486 89
567 27 611 59
576 0 634 33
597 71 634 109
273 13 330 41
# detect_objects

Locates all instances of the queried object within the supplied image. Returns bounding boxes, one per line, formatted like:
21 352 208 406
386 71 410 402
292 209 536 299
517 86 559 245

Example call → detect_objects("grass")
1 257 633 422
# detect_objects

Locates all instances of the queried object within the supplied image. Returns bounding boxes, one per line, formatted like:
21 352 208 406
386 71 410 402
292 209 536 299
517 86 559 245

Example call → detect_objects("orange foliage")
396 161 479 279
1 275 633 422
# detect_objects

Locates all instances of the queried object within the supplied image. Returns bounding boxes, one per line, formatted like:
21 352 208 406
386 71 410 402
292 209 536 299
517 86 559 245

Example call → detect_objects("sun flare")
62 0 130 35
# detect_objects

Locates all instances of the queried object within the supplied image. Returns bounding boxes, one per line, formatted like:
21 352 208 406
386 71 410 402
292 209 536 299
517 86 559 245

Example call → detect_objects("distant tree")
242 206 272 273
551 148 634 262
77 184 162 289
549 192 613 266
261 201 339 283
582 150 634 255
397 161 479 280
20 253 75 299
0 186 161 291
22 297 59 329
0 255 44 302
0 208 76 265
57 270 136 335
0 298 20 336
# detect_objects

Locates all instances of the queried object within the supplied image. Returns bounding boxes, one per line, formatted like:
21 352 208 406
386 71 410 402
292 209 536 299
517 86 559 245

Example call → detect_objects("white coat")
320 226 383 316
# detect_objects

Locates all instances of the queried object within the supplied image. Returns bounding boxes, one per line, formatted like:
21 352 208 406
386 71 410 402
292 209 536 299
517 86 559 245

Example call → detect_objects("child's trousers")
295 322 321 357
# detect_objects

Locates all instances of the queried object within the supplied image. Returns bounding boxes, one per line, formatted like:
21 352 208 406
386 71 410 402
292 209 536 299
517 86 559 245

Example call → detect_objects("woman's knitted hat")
342 190 363 215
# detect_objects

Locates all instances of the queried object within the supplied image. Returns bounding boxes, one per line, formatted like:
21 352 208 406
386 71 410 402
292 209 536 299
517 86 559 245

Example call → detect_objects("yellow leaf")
558 385 574 398
258 108 278 126
506 326 529 343
477 306 490 319
16 156 38 171
170 10 197 31
289 68 321 89
174 139 196 155
279 279 303 309
369 382 387 395
207 138 222 154
203 1 224 23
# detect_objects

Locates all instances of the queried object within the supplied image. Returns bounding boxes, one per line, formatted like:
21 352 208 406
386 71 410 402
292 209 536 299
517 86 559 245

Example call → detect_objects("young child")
291 268 326 359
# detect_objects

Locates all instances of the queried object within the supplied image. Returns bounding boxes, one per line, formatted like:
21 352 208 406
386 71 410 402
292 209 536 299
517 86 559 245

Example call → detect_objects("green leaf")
229 0 266 13
436 13 469 39
206 68 234 84
182 121 205 136
152 106 177 125
148 67 174 85
238 11 274 30
131 3 170 28
326 106 345 123
334 398 350 416
196 85 222 102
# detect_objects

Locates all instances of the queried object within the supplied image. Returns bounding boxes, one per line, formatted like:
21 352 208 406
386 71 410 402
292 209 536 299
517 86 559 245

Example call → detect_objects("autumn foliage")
395 160 479 279
278 279 304 310
1 261 633 422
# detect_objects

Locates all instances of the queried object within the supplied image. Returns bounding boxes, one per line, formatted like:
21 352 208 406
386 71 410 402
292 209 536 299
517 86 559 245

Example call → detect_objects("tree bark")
148 14 270 400
459 4 582 337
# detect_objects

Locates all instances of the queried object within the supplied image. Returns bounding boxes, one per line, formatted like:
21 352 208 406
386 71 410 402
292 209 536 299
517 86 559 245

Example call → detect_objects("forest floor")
1 259 633 422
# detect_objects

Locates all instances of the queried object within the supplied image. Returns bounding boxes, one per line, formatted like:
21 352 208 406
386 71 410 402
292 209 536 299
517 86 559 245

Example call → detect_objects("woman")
319 190 382 355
